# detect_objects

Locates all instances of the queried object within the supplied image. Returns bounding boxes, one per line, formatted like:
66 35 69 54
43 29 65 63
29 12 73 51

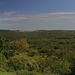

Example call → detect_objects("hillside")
0 30 75 75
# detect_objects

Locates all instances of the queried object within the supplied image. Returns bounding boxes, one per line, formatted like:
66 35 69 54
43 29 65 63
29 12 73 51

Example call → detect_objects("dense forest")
0 30 75 75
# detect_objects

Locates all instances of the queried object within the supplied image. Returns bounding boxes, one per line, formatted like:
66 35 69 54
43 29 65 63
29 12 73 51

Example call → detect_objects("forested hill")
0 30 75 75
1 30 75 41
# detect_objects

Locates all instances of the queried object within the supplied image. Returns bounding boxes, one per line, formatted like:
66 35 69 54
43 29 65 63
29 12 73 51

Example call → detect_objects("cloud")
48 12 75 15
1 11 75 22
29 13 48 18
3 11 23 16
3 11 17 16
2 11 75 17
59 16 71 19
25 12 75 19
0 17 29 21
0 24 21 26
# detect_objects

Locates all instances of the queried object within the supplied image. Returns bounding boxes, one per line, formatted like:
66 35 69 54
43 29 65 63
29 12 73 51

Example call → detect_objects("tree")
15 38 29 52
0 36 6 49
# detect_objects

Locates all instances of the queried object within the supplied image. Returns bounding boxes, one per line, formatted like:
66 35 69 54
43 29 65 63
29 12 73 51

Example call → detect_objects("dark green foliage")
2 50 15 59
46 59 71 75
0 36 6 50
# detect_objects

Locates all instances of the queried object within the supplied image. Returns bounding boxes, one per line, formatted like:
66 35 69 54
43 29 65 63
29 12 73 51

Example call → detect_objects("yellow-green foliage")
15 38 29 52
0 53 8 72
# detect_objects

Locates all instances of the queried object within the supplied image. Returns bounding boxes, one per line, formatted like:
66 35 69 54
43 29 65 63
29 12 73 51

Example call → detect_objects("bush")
47 59 71 75
2 49 15 59
0 53 8 71
7 53 39 71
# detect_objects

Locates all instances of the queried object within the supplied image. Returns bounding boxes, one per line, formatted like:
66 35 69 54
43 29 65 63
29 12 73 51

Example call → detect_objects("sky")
0 0 75 31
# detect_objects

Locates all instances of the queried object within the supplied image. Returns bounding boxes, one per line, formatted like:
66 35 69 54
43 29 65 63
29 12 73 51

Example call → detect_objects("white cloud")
3 11 17 16
0 17 29 21
1 11 75 22
48 12 75 15
3 11 23 16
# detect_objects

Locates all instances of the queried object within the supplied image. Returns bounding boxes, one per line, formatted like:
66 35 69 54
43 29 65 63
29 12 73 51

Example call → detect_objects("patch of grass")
0 72 16 75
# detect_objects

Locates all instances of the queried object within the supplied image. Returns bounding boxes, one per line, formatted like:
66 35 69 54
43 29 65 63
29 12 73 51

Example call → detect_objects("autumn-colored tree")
15 38 29 52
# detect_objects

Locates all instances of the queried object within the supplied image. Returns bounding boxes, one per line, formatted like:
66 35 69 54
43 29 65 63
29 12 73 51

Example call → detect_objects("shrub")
7 53 39 71
0 53 8 71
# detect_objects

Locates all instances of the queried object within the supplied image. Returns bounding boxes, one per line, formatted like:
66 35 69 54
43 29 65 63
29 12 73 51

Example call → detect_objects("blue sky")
0 0 75 30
